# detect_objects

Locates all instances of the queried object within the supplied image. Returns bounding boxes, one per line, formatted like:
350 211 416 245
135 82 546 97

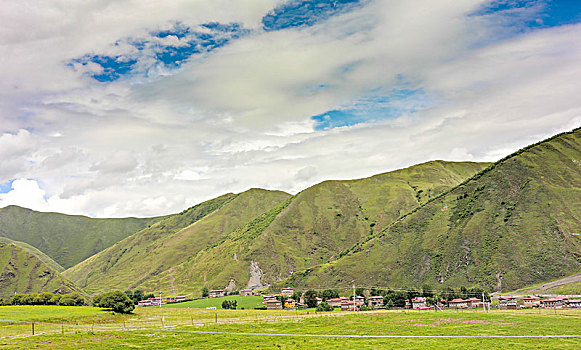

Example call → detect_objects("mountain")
115 161 489 296
63 189 291 294
0 206 165 269
0 241 83 298
284 127 581 292
0 237 64 273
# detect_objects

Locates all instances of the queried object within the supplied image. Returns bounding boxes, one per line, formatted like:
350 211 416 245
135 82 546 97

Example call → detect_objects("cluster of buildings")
137 295 186 307
496 295 581 309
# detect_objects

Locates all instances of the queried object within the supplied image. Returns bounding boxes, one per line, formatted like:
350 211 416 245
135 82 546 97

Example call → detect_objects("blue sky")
1 0 580 217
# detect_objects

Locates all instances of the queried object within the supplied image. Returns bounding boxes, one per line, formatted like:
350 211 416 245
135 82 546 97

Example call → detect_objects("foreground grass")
1 307 580 349
163 295 264 309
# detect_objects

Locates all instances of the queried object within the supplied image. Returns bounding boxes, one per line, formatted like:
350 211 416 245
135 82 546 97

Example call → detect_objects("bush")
316 302 333 312
221 300 237 310
93 291 134 313
202 287 209 298
60 293 85 306
34 292 54 305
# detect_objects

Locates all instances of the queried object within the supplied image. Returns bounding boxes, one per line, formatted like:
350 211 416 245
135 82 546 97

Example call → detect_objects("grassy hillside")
141 161 488 295
285 127 581 292
0 242 83 298
0 206 165 269
64 189 291 295
0 237 64 273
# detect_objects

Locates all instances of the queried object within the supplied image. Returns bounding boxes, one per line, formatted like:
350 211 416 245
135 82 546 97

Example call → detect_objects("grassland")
288 127 581 292
163 295 264 309
0 306 580 349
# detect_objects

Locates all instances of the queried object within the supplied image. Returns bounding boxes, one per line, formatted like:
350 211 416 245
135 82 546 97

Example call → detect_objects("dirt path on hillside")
513 273 581 296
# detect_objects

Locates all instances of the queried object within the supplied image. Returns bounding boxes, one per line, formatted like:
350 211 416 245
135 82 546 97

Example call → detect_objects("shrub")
316 302 333 312
93 291 134 313
34 292 54 305
221 300 237 309
60 293 85 306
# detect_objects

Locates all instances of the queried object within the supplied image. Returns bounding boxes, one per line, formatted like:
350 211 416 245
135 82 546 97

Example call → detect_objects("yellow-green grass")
163 295 264 309
1 308 581 349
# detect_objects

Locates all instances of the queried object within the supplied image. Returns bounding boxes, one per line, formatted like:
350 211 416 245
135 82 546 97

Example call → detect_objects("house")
541 297 566 308
466 297 481 308
138 300 152 307
284 298 296 309
411 297 426 309
327 298 342 308
498 296 517 309
565 299 581 308
240 289 254 296
354 296 365 306
281 288 294 297
341 301 359 311
266 299 283 310
522 296 540 308
448 298 468 309
209 290 225 298
368 296 384 307
263 295 277 303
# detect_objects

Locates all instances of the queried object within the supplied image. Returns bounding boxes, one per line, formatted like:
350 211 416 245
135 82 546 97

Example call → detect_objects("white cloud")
0 0 580 217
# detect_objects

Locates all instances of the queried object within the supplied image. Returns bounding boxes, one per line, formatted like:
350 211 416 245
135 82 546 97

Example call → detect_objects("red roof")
466 298 480 301
449 298 466 303
411 297 426 303
265 299 281 303
566 299 581 303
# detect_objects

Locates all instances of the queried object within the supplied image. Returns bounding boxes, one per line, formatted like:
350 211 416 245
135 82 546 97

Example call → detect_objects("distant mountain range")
0 127 579 298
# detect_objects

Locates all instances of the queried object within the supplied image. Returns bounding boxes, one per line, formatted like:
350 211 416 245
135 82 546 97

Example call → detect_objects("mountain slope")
285 127 581 292
64 189 291 294
0 206 165 269
0 242 83 298
0 237 64 273
140 161 489 295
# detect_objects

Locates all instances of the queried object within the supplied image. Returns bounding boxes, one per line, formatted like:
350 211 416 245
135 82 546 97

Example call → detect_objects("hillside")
135 161 489 295
0 206 165 269
0 237 64 273
284 127 581 292
0 242 83 298
63 189 291 294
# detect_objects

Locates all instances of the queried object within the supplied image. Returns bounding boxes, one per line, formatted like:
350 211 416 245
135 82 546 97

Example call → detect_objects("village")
135 287 581 311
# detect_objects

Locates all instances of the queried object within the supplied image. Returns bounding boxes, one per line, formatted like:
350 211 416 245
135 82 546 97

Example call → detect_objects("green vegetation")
138 161 488 296
0 243 84 298
0 205 164 269
161 295 264 309
0 307 581 349
64 189 290 295
0 237 64 272
287 127 581 292
93 291 135 313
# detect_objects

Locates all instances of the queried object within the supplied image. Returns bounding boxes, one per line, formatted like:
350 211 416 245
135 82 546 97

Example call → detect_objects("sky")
0 0 580 218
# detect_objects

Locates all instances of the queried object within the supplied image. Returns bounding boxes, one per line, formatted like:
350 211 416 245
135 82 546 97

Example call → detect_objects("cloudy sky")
1 0 580 218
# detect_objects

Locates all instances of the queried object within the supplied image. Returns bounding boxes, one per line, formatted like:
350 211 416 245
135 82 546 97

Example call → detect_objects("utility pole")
482 293 486 312
353 284 356 312
160 291 162 308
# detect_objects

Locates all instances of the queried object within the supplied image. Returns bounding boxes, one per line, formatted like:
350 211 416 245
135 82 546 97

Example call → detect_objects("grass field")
0 306 580 349
163 295 265 309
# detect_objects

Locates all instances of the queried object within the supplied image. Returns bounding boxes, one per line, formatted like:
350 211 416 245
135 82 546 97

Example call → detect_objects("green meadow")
162 295 265 309
0 306 580 349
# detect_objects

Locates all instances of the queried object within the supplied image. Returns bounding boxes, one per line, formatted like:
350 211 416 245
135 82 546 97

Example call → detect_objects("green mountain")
0 206 165 269
0 241 83 298
121 161 489 296
285 127 581 292
63 189 291 295
0 237 64 273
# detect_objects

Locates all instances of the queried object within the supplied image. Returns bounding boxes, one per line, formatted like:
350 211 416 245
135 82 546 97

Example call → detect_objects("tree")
355 287 366 297
34 292 54 305
303 290 318 308
60 292 85 306
320 289 339 301
93 291 134 313
202 286 209 298
221 300 237 309
316 302 333 312
49 294 62 305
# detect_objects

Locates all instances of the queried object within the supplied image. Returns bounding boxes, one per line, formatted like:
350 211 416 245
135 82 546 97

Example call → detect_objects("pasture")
0 306 580 349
